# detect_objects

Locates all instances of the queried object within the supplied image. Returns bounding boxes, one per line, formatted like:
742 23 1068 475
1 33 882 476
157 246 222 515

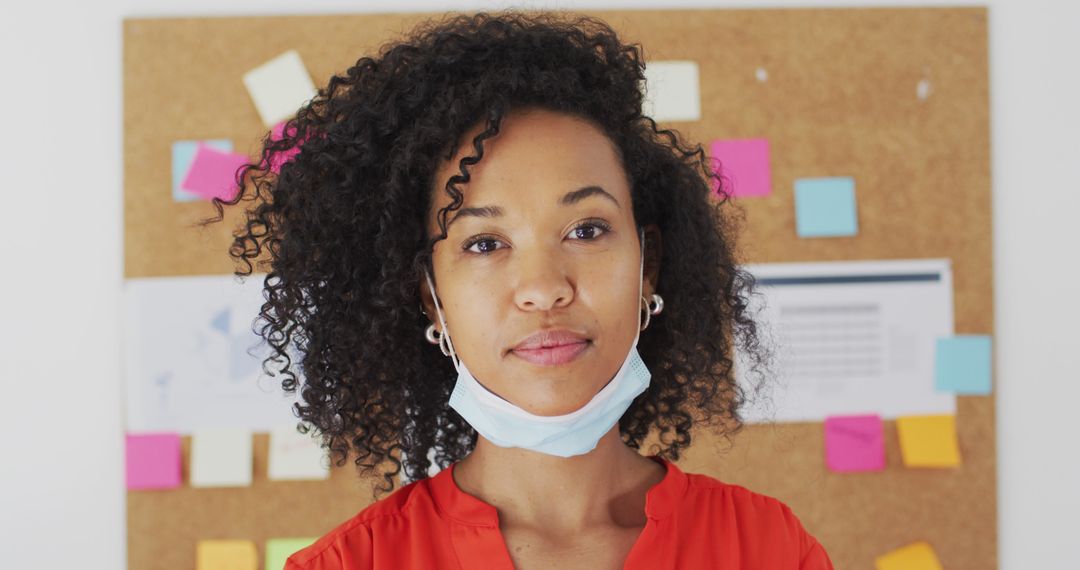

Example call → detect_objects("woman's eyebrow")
447 185 620 227
560 185 620 209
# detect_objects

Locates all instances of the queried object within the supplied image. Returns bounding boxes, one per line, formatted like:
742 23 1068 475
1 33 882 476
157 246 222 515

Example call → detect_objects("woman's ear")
642 223 662 298
418 272 441 331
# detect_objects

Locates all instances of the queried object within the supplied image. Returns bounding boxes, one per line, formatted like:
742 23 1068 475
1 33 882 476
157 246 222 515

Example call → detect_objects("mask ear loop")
424 268 461 371
634 226 645 344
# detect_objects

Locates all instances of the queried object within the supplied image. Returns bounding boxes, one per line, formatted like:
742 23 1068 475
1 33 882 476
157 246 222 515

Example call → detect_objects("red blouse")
286 454 834 569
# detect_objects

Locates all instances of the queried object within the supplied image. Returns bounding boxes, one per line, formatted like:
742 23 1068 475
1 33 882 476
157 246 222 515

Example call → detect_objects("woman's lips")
511 341 590 366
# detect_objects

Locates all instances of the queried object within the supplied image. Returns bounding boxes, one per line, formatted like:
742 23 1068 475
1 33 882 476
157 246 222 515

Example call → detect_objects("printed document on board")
735 258 956 423
123 274 301 433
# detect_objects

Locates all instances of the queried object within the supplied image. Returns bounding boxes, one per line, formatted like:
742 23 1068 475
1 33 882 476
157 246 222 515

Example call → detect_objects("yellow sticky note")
197 539 258 570
897 415 961 467
875 541 944 570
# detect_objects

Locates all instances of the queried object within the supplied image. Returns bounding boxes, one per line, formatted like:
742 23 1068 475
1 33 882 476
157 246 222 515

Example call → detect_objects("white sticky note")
268 424 330 480
242 50 318 127
642 60 701 122
190 427 253 487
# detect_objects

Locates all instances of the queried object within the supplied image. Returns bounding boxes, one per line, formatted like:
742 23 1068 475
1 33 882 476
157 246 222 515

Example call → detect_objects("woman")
206 10 834 569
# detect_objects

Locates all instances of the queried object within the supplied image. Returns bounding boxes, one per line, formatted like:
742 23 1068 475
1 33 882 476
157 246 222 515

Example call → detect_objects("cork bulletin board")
123 7 994 569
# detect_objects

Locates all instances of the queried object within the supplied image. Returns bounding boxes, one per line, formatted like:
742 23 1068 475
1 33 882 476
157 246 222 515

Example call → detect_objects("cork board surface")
124 7 994 569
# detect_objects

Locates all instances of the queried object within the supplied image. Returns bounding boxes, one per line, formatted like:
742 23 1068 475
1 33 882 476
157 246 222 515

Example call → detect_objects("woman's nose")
512 249 575 312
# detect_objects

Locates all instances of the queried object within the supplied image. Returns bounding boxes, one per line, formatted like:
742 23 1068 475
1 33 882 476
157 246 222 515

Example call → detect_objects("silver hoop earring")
649 293 664 316
424 323 453 357
639 293 664 331
425 323 441 345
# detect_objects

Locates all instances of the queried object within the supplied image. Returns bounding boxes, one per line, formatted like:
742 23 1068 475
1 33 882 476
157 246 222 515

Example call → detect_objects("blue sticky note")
794 177 858 237
172 139 233 202
935 335 993 394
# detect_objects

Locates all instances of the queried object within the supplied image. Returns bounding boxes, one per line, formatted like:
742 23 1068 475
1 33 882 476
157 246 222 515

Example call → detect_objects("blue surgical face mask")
424 228 651 458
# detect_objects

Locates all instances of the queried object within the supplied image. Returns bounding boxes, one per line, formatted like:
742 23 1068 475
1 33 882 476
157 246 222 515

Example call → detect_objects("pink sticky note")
180 143 249 201
824 414 885 473
268 121 303 174
708 138 772 198
126 432 182 490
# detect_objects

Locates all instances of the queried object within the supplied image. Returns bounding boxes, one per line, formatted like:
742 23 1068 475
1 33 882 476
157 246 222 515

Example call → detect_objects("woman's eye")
462 221 611 255
464 237 503 254
567 221 611 240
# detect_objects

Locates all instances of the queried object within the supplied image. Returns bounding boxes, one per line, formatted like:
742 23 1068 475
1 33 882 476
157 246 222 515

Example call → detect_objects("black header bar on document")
756 273 942 286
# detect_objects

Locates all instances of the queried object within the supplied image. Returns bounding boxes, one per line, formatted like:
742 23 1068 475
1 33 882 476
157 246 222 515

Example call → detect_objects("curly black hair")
200 9 771 499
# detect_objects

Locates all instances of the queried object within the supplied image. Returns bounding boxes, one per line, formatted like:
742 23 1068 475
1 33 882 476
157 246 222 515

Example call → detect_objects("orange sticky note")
196 539 258 570
875 541 944 570
897 415 961 467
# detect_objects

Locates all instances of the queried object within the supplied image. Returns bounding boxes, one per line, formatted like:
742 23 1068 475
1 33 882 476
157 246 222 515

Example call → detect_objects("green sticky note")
794 176 858 237
934 335 993 394
265 537 318 570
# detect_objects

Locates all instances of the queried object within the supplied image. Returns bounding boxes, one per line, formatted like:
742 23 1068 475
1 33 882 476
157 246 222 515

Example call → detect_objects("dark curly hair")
200 9 771 499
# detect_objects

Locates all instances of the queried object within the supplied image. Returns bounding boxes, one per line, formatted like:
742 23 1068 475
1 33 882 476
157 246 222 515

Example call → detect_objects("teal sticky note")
794 177 858 237
935 335 993 394
172 139 233 202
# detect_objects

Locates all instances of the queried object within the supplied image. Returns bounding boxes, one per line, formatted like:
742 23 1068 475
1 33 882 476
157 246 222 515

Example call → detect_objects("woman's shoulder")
676 470 832 567
684 470 801 518
681 469 810 529
283 477 435 570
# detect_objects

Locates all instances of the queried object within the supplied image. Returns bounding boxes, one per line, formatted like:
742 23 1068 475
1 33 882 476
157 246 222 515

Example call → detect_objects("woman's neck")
451 426 665 535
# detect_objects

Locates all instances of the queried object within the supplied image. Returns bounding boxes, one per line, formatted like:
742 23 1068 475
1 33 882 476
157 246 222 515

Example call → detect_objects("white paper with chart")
123 273 302 433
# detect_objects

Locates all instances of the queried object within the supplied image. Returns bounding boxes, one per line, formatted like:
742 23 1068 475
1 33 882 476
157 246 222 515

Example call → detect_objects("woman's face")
421 107 659 416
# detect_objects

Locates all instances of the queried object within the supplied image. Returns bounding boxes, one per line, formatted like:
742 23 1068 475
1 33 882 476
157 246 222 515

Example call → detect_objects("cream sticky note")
191 427 253 487
197 539 258 570
709 138 772 198
243 50 318 127
268 424 330 480
265 537 318 570
824 414 885 473
642 60 701 122
125 432 182 490
897 415 961 467
935 335 993 394
875 541 944 570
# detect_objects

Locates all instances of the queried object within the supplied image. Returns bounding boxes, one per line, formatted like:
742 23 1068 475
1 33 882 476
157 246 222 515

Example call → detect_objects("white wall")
1 1 1075 568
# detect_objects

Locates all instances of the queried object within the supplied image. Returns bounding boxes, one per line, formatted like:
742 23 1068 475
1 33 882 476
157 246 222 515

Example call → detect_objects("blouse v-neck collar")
427 453 689 527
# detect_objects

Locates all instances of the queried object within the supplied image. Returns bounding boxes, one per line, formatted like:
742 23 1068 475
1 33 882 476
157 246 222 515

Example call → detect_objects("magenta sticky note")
824 414 885 473
268 121 302 174
708 138 772 198
180 143 249 201
126 432 182 490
